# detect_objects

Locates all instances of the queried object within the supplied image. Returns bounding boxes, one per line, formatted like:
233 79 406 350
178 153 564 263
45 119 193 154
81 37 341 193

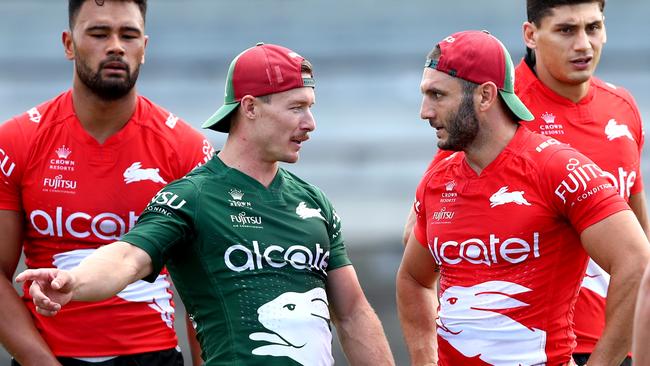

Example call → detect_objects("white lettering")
29 207 137 241
430 233 540 266
0 148 16 178
224 242 329 273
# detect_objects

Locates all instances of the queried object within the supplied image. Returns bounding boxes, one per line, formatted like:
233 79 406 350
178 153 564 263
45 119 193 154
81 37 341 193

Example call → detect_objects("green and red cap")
425 30 534 121
202 42 315 132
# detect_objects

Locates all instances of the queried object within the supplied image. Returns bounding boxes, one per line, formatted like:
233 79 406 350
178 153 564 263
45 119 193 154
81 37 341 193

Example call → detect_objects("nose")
302 109 316 132
420 97 435 121
106 34 126 56
573 29 592 52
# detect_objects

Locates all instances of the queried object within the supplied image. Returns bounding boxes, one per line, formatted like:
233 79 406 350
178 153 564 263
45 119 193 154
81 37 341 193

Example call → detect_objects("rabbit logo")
604 119 634 141
250 288 333 365
489 186 531 208
437 281 547 365
123 162 167 184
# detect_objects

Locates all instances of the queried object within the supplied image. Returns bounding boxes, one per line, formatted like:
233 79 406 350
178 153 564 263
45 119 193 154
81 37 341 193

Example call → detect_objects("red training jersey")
0 90 214 357
413 127 629 365
515 59 645 354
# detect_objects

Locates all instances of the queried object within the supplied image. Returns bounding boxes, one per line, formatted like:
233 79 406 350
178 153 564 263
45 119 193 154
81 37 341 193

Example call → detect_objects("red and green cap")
425 30 534 122
202 42 315 132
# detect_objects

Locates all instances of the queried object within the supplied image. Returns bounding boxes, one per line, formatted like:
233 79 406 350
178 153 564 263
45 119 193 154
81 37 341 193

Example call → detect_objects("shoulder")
135 96 208 144
281 169 327 199
514 59 538 96
1 92 72 145
590 77 641 113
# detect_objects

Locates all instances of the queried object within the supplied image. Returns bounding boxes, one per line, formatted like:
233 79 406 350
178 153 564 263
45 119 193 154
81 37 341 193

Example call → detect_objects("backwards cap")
425 30 534 121
202 42 315 132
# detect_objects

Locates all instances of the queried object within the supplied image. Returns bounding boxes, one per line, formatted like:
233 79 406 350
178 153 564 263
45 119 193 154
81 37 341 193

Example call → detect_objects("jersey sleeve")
540 147 630 234
320 193 351 271
121 178 199 282
628 91 644 195
176 122 215 176
0 118 27 211
413 171 431 248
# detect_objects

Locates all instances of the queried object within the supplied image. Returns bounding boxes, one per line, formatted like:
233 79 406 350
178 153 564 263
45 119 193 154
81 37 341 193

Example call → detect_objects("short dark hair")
527 0 605 25
69 0 147 29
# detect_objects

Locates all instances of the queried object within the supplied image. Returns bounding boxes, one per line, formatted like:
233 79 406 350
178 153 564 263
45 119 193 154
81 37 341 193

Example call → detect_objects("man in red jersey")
396 30 649 366
401 2 647 364
0 1 213 365
521 2 646 363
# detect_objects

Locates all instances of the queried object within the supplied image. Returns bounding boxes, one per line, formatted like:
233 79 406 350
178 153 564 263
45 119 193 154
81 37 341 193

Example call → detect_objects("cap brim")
499 90 534 122
201 102 240 132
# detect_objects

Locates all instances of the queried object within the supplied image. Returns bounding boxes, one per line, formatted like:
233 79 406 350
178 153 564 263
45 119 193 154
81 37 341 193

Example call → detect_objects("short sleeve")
322 195 352 271
413 171 432 248
0 118 26 211
177 123 215 174
540 147 630 234
121 178 199 282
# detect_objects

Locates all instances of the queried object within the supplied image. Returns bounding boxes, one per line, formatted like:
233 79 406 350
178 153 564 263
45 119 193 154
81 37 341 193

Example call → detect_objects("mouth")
101 61 128 75
291 135 309 147
569 56 593 70
436 318 461 335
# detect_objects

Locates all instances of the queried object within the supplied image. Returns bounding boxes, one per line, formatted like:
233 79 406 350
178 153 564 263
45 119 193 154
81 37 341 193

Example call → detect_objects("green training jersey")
122 156 351 366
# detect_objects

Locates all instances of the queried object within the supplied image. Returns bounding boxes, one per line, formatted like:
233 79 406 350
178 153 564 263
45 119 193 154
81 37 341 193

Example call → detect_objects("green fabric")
122 156 351 365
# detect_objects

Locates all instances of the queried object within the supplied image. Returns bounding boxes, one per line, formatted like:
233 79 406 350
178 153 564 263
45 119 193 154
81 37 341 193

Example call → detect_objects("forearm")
334 302 394 365
397 271 438 365
0 278 60 366
70 242 148 301
633 265 650 366
589 264 644 364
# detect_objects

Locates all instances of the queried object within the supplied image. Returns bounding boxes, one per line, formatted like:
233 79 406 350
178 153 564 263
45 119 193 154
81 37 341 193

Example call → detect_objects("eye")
448 297 458 305
283 304 296 311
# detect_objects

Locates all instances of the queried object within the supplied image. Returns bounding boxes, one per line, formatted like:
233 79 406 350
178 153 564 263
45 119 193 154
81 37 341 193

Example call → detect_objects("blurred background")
1 0 648 364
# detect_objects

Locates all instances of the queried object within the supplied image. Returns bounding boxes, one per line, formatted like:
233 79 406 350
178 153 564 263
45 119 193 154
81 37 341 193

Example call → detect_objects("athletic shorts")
573 353 631 366
12 347 183 366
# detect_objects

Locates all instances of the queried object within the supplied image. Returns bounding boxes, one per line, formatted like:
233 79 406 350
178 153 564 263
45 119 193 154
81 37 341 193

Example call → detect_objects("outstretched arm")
580 210 650 365
396 234 440 365
0 210 61 365
16 241 153 316
327 265 395 365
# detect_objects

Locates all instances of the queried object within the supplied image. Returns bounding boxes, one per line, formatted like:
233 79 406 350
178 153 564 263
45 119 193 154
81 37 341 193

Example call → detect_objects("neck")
464 120 518 175
535 65 590 103
71 79 138 144
218 137 279 188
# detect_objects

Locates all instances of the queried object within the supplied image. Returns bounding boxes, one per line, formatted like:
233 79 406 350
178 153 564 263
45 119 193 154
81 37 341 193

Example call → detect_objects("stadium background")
1 0 648 364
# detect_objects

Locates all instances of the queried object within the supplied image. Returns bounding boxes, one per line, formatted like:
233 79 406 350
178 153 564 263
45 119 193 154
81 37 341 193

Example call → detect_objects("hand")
15 269 76 316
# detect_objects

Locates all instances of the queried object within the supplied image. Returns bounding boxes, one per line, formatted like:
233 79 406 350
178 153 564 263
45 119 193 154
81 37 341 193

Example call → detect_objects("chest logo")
490 186 531 208
123 162 167 184
27 107 41 123
605 119 634 141
437 281 546 365
296 202 326 221
250 288 333 365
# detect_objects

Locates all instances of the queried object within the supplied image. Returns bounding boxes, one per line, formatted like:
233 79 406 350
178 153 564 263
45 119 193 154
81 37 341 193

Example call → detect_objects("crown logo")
229 188 244 200
445 180 456 191
541 112 556 124
55 145 72 159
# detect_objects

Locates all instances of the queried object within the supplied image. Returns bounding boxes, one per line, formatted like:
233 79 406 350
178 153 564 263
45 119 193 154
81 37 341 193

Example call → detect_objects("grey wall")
1 1 649 365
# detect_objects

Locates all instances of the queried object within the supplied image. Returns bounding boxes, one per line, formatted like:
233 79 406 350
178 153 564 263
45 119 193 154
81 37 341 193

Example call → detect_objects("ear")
62 30 74 61
239 95 259 120
476 82 499 113
142 35 149 64
522 21 537 50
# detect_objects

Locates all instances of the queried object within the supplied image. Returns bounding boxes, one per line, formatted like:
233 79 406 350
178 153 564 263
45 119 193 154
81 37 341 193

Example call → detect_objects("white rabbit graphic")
437 281 547 365
489 186 531 208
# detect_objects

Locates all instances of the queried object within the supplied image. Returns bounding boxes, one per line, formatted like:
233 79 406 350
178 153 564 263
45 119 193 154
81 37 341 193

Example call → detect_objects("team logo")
538 111 565 136
445 180 456 191
164 113 179 129
49 145 76 172
440 180 458 203
296 202 326 221
604 119 634 141
437 281 547 365
228 188 252 208
123 162 167 184
250 288 333 365
489 186 531 208
27 107 41 123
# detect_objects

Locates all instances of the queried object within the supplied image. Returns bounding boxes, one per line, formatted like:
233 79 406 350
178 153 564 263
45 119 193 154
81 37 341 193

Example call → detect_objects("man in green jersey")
16 43 395 366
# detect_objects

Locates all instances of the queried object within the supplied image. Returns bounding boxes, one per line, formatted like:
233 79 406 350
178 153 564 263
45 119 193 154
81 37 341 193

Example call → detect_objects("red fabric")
515 60 644 353
413 127 628 365
0 90 214 356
